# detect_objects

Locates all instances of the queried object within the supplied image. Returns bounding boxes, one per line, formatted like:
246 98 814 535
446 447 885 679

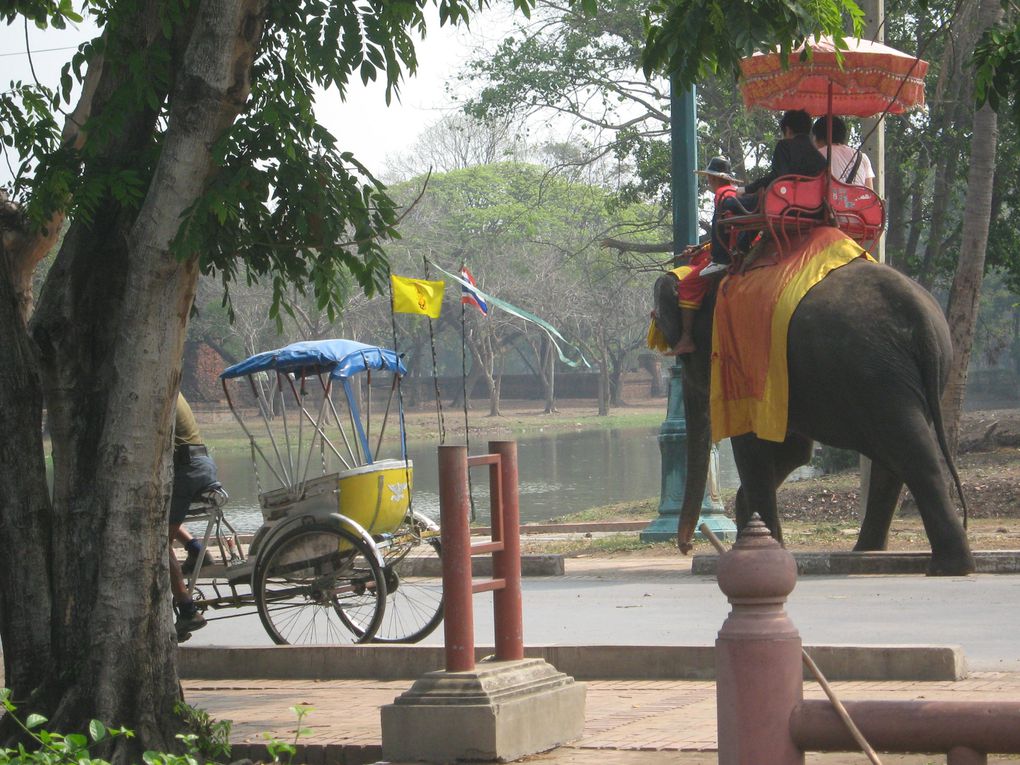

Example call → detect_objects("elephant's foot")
926 549 977 577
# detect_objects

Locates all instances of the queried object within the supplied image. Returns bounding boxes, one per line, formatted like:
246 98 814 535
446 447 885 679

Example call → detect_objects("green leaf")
26 713 48 729
89 720 107 742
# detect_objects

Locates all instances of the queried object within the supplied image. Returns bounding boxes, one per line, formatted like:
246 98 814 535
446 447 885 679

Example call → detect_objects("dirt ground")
210 400 1020 553
504 406 1020 556
767 409 1020 551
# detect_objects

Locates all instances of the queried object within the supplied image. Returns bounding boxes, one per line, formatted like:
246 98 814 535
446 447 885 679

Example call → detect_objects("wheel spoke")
367 524 444 643
255 525 386 644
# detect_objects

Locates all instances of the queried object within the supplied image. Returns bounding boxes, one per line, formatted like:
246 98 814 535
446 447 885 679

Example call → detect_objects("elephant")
652 255 976 576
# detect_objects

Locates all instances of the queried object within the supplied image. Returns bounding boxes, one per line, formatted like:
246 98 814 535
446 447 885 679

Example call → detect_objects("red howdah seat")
718 173 885 258
827 177 884 246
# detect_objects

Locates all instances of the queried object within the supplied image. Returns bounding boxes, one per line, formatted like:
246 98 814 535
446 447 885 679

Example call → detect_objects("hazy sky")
0 8 511 181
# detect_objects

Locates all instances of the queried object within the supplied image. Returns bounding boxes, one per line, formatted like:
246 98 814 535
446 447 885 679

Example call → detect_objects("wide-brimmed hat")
694 156 742 184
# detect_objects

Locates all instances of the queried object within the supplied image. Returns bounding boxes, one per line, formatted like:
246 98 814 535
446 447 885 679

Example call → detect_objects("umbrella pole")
825 82 834 225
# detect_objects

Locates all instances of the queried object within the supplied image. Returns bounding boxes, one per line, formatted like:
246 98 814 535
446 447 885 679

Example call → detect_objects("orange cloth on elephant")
710 227 874 443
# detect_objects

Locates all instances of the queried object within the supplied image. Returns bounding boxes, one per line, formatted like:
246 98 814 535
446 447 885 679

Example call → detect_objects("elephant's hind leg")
855 460 903 551
873 420 975 576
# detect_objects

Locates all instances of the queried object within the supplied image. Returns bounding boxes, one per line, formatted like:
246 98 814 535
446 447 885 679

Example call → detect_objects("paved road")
188 559 1020 671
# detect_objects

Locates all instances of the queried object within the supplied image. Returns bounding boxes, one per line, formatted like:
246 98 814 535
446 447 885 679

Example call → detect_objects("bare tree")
386 113 530 180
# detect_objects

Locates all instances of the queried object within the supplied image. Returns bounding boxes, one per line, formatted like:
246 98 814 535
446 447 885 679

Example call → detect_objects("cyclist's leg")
168 524 189 604
169 467 208 636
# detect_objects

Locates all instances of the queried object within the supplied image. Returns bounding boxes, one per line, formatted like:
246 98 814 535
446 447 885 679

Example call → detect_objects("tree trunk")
1 2 267 758
917 0 979 288
903 149 930 267
491 367 503 417
883 138 907 268
596 342 610 416
943 0 1004 455
466 334 501 417
542 337 557 414
0 241 54 707
450 361 484 409
608 348 627 407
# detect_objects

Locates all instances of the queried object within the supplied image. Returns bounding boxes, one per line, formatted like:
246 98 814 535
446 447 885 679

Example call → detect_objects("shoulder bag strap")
843 150 864 184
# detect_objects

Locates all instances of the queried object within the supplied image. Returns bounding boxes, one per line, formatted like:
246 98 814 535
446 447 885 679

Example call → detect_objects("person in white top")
811 116 876 190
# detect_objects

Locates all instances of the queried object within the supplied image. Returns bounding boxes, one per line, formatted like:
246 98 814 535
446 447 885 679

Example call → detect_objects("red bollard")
438 445 475 672
715 515 804 764
491 441 523 661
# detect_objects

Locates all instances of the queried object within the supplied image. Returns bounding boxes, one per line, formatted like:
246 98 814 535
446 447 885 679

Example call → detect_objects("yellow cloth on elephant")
710 227 874 443
646 266 692 352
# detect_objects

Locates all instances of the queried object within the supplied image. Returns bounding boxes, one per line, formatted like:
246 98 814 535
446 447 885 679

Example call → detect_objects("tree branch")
600 237 673 254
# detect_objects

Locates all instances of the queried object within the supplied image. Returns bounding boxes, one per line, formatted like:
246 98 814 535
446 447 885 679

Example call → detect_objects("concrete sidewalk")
179 553 1020 762
185 672 1020 764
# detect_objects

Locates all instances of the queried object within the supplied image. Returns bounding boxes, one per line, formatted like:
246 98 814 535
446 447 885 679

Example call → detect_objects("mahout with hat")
694 156 743 185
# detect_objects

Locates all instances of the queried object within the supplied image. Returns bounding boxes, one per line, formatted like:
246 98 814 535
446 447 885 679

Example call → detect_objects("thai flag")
460 267 489 316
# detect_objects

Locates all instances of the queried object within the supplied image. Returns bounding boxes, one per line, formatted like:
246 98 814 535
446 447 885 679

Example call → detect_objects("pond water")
208 426 816 533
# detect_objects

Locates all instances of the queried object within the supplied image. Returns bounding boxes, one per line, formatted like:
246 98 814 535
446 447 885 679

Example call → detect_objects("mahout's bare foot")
668 338 696 355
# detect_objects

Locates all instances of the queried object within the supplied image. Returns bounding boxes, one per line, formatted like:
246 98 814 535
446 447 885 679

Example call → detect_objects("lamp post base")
639 506 737 544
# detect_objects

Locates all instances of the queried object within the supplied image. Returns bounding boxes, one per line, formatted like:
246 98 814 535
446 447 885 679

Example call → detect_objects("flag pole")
421 254 446 445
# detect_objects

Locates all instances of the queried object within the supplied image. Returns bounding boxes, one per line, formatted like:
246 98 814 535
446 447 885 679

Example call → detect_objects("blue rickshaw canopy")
220 339 406 380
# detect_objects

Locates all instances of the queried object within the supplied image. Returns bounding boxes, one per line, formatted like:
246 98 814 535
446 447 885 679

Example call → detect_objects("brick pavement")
183 673 1020 763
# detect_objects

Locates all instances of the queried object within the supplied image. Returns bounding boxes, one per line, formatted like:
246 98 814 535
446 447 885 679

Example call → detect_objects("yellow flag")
391 274 445 319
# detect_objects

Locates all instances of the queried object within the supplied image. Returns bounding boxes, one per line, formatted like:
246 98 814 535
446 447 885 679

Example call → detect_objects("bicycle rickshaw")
180 338 443 645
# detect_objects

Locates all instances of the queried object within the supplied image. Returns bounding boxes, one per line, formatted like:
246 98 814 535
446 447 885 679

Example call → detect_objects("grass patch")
780 520 859 548
549 497 659 524
504 411 665 436
524 533 674 557
193 407 667 453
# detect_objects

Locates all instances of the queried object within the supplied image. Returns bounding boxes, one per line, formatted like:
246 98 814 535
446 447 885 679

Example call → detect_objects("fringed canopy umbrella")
739 36 928 118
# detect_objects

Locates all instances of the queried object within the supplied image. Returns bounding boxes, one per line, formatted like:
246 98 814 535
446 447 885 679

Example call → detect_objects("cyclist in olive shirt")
170 394 219 640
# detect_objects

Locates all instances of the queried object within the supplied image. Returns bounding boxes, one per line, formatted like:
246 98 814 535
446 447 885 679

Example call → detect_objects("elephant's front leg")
731 433 812 543
855 459 903 551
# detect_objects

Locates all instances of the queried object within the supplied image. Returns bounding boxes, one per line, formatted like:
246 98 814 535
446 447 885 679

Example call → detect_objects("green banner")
429 262 591 369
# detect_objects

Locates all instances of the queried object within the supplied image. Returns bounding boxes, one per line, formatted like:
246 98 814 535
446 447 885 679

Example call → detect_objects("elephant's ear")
652 273 683 349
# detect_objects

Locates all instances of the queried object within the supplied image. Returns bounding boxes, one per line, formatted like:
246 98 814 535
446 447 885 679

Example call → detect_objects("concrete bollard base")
380 657 586 763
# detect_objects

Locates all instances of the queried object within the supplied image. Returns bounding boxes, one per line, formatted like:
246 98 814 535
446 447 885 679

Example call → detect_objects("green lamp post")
640 79 737 544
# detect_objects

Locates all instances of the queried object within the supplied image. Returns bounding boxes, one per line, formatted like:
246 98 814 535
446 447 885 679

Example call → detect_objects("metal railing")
438 441 523 672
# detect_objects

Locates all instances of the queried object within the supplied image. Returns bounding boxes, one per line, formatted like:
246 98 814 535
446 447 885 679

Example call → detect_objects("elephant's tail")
925 352 969 528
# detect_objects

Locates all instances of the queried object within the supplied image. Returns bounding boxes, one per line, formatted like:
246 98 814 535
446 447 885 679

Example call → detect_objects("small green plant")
262 705 314 765
0 689 239 765
173 702 231 763
0 687 135 765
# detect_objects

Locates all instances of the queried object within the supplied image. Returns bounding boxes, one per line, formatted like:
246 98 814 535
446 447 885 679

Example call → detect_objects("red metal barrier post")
384 439 585 764
491 441 523 661
438 441 525 671
438 445 475 672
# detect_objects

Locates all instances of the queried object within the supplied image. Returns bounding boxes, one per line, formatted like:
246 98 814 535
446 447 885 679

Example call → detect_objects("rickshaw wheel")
348 523 443 644
253 522 386 645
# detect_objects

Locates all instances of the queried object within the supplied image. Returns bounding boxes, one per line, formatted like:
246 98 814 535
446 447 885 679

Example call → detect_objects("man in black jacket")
732 109 826 254
744 109 826 195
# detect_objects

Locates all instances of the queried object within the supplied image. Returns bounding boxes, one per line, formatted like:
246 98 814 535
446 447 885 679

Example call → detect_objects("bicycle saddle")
192 481 229 508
